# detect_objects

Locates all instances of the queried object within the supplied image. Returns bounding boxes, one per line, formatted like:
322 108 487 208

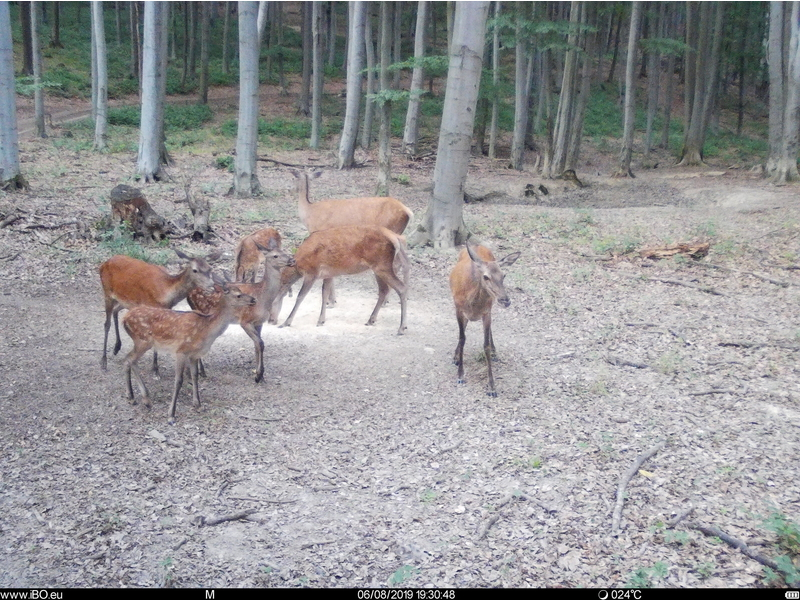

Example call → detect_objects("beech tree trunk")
338 1 366 169
361 4 376 149
92 1 108 150
31 2 46 138
0 0 25 189
232 0 262 196
299 1 312 116
50 1 62 48
198 1 210 104
222 1 231 75
136 1 170 182
409 1 490 249
310 1 323 149
376 1 392 196
510 3 531 170
488 1 500 160
771 1 800 183
403 0 428 157
613 0 642 178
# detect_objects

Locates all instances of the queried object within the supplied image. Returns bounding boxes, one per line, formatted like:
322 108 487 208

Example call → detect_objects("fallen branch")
611 440 666 535
300 539 336 550
686 521 780 571
605 355 650 369
476 492 527 540
687 389 737 397
666 505 695 528
697 262 795 288
0 213 22 228
618 272 729 297
719 340 800 351
257 156 326 169
477 514 500 540
227 496 297 504
197 508 258 527
238 414 282 422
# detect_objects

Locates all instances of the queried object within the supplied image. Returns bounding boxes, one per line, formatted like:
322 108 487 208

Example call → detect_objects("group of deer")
98 170 520 422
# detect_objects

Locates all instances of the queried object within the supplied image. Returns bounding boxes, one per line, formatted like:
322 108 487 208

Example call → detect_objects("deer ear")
174 249 191 260
465 240 483 265
205 250 222 263
498 252 521 268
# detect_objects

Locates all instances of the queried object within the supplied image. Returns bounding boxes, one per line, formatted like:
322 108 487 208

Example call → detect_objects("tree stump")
110 184 168 242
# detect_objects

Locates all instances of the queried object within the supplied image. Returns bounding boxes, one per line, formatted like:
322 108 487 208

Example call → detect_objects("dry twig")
686 521 780 571
611 440 666 535
197 508 258 527
605 355 650 369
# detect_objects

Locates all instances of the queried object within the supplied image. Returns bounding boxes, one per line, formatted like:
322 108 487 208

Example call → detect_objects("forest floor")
1 89 799 588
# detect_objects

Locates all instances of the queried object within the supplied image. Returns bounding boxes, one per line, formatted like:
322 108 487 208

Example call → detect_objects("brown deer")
122 281 256 423
449 240 520 397
233 227 282 283
280 226 410 335
187 237 295 383
99 250 220 372
291 169 413 307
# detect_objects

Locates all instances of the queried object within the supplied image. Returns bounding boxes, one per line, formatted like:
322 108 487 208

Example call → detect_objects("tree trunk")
392 1 401 89
327 1 337 67
222 1 231 74
198 1 210 104
403 0 428 157
232 0 261 196
772 1 800 183
409 1 490 249
613 0 642 178
257 0 268 46
644 3 663 159
767 1 787 174
510 3 531 170
114 1 121 46
31 2 46 138
376 0 392 196
130 0 140 80
299 1 312 115
310 1 323 149
551 1 583 176
0 0 25 190
187 2 198 79
136 1 170 182
660 3 676 149
488 1 500 160
338 1 366 169
19 2 33 76
92 1 108 150
361 3 376 149
606 5 621 84
50 1 62 48
565 2 595 172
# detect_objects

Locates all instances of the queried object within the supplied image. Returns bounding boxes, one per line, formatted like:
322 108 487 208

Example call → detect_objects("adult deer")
122 280 256 423
99 250 220 372
188 237 295 383
292 169 412 307
449 240 520 397
280 225 410 335
233 227 282 283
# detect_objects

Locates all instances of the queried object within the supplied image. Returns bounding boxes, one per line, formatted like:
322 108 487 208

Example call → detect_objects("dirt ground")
1 90 799 588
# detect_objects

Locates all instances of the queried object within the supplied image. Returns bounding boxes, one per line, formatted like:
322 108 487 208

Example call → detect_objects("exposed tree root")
611 440 666 535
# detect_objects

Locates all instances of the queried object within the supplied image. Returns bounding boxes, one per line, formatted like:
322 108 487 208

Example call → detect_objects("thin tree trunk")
198 1 210 104
565 2 595 172
130 0 140 79
31 2 46 138
19 2 33 76
660 4 676 149
50 1 62 48
403 0 428 157
222 2 231 74
310 1 323 149
233 0 262 196
488 1 500 160
772 1 800 183
511 3 531 170
767 1 787 174
613 0 642 178
392 1 401 88
338 1 366 169
92 1 108 150
187 2 198 79
361 3 376 148
327 1 337 67
644 3 663 159
115 1 122 46
376 0 392 196
606 6 621 84
299 1 312 115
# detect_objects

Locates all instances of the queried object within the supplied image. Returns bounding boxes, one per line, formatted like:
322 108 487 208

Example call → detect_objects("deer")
187 237 295 383
233 227 282 283
279 225 410 335
99 249 220 372
122 280 256 423
291 169 413 308
449 240 520 397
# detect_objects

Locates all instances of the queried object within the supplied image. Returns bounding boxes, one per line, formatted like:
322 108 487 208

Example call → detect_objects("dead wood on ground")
611 440 666 535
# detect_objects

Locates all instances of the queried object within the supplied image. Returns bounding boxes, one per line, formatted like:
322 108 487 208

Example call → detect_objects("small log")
686 521 781 572
605 355 650 369
640 242 710 260
197 508 258 527
611 440 666 535
181 179 211 243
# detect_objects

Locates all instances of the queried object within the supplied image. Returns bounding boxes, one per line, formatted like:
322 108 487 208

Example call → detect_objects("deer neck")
297 175 312 226
164 269 194 306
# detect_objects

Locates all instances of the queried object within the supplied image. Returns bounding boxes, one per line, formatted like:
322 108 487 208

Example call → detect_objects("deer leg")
326 278 336 307
101 300 117 369
124 344 152 407
197 358 206 378
483 313 497 397
168 354 187 424
189 359 201 408
454 314 468 384
111 304 124 356
366 275 390 327
152 351 160 378
280 276 317 328
242 322 265 383
318 278 334 326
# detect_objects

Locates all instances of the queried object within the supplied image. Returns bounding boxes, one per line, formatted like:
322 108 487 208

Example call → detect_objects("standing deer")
292 169 412 307
279 226 410 335
99 250 220 372
233 227 282 283
449 240 520 397
188 237 295 383
122 281 256 423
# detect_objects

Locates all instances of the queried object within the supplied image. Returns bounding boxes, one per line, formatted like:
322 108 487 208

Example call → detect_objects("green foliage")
220 117 314 141
388 565 419 586
664 530 690 546
97 224 172 265
625 562 669 588
14 76 63 96
764 513 800 555
215 156 235 172
107 104 213 132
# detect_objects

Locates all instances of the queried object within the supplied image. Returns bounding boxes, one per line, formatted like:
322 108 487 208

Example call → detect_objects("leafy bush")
107 104 213 131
